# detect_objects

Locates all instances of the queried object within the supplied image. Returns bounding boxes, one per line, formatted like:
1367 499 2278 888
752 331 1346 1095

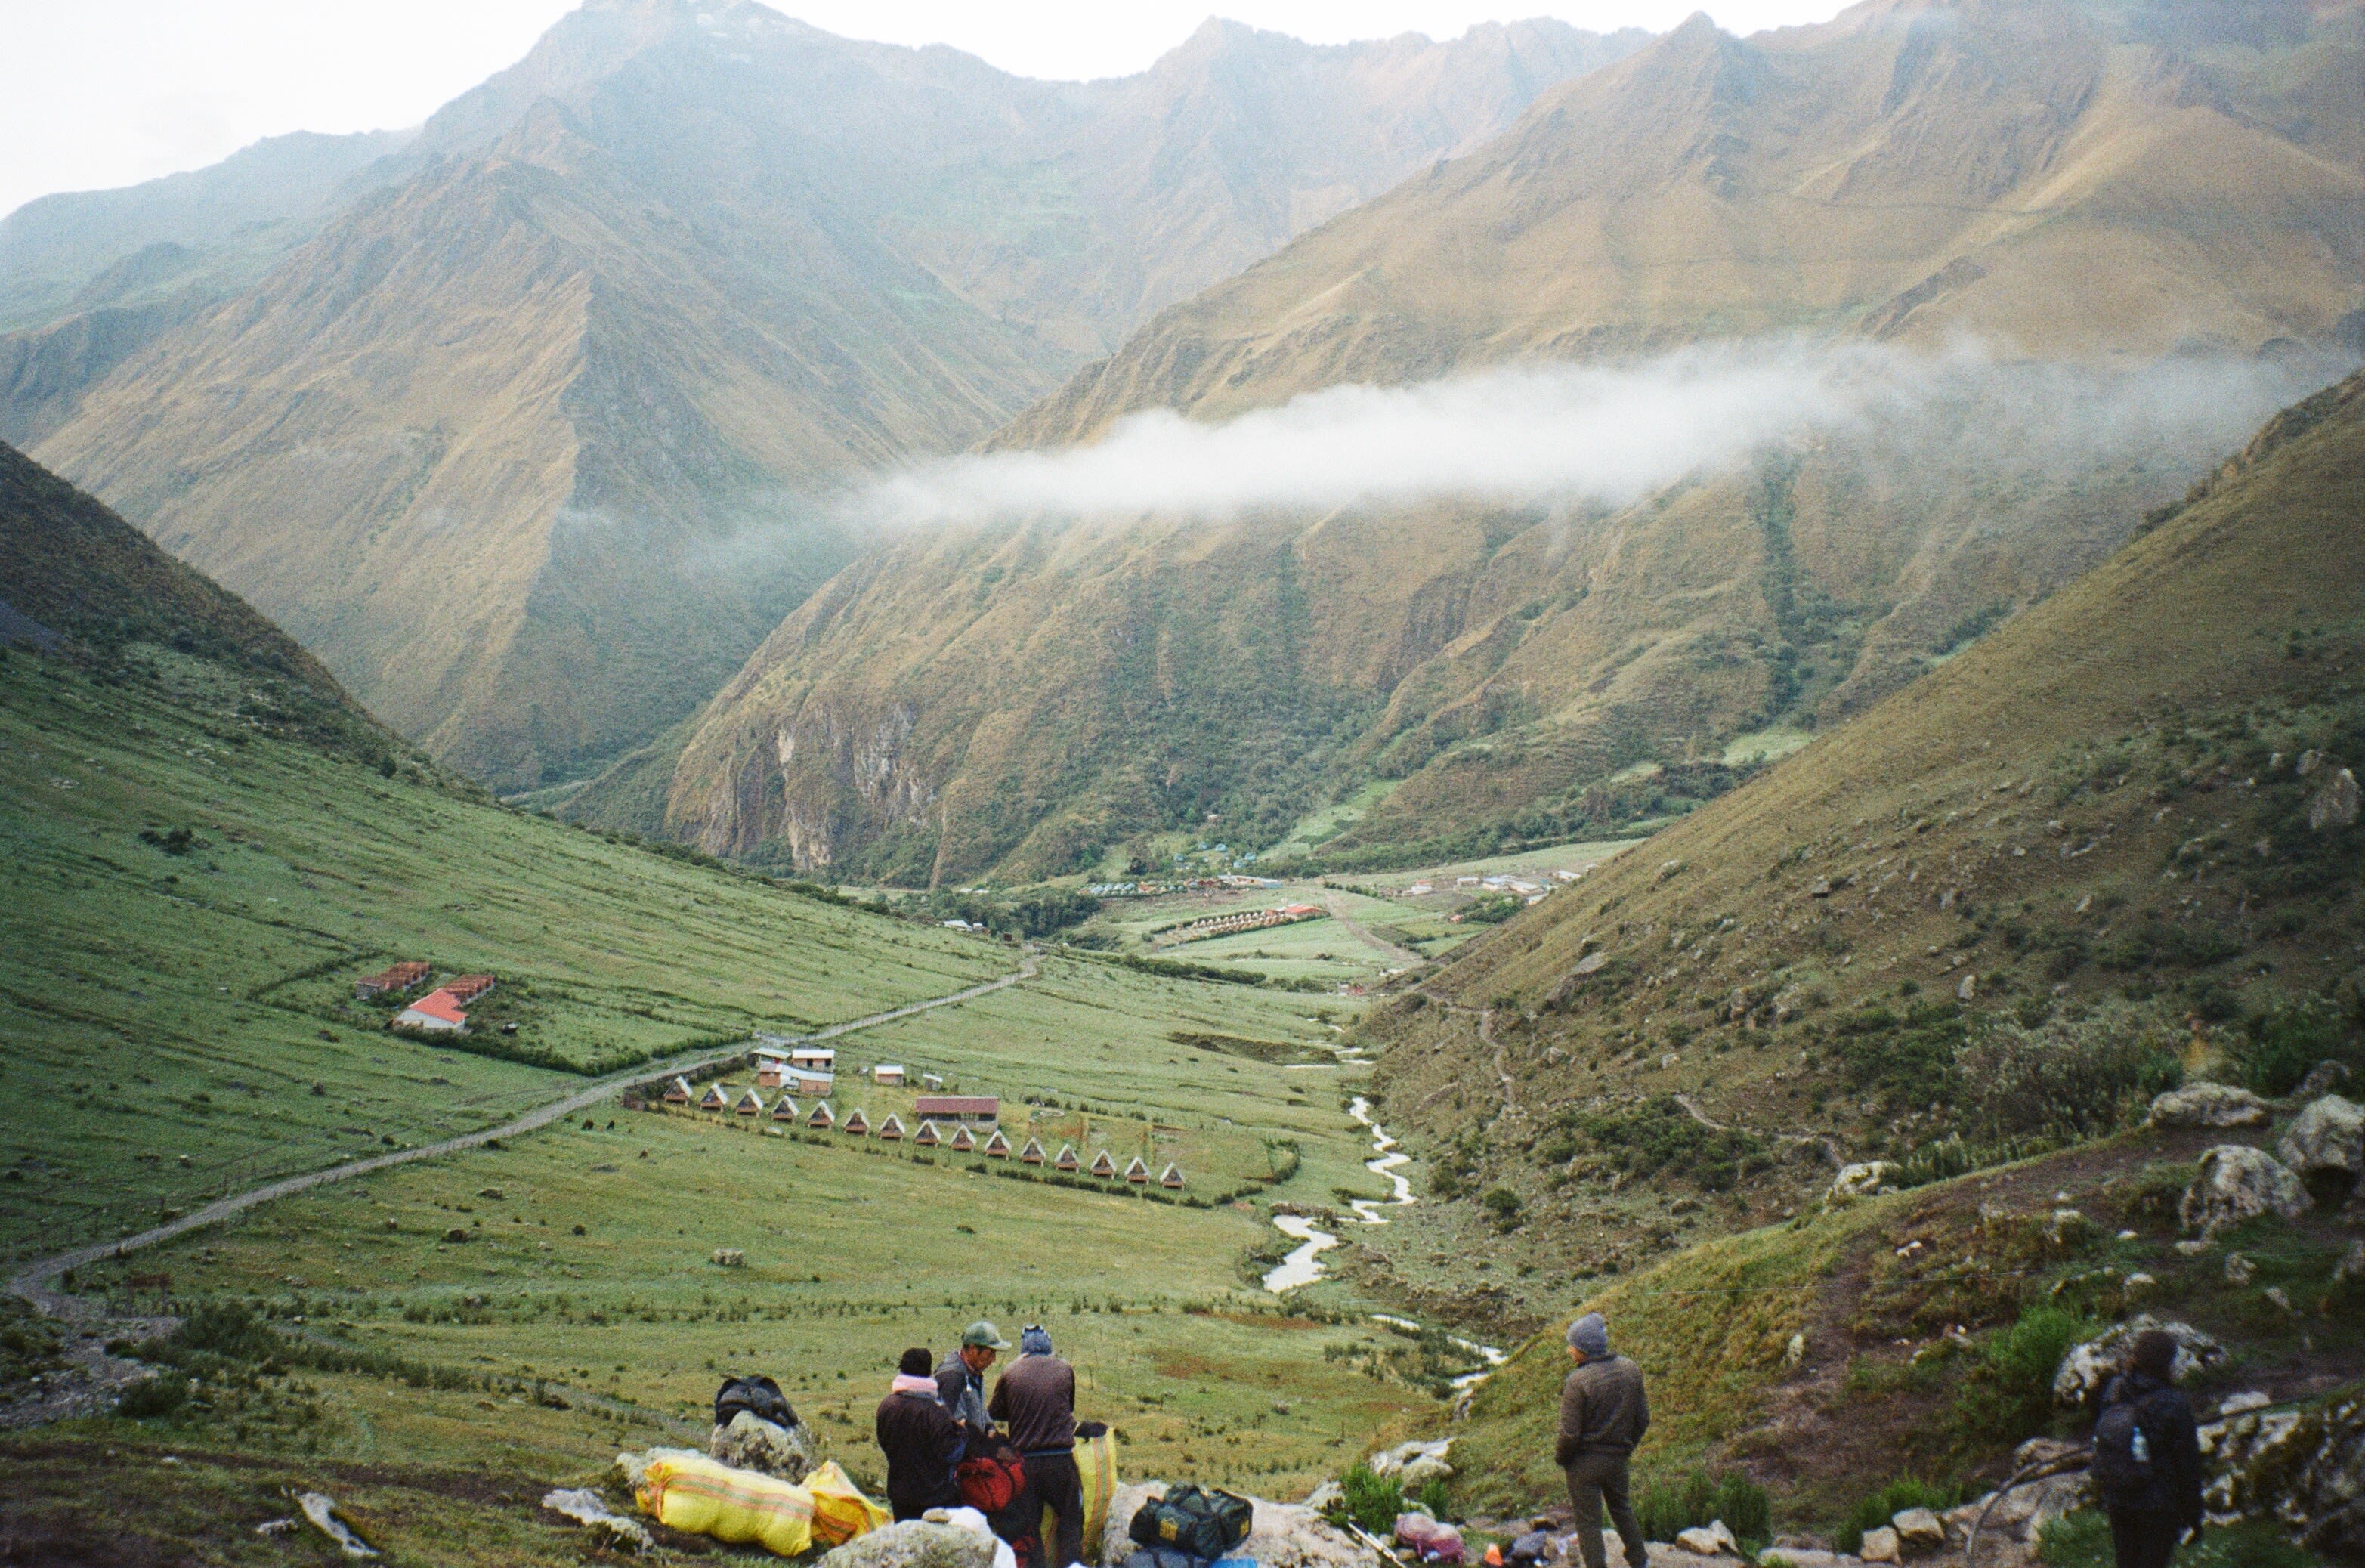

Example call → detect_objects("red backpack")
958 1441 1027 1513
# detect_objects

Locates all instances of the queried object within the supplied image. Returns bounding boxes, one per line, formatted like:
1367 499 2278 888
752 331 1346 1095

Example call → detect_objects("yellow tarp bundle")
1050 1429 1120 1563
637 1451 815 1557
808 1458 892 1545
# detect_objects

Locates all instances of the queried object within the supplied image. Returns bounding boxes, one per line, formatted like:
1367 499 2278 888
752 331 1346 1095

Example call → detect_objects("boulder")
828 1521 999 1568
2147 1084 2268 1128
1672 1520 1739 1556
1858 1525 1901 1562
1830 1161 1901 1201
2053 1316 2226 1406
1370 1439 1451 1477
2308 768 2360 832
2225 1253 2257 1286
710 1409 818 1482
1399 1455 1454 1489
1890 1507 1945 1554
2278 1096 2365 1179
2296 1062 2354 1101
2181 1145 2311 1237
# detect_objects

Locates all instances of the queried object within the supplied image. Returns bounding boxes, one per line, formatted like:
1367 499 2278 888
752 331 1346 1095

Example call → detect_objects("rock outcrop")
711 1410 818 1483
2054 1317 2226 1406
2181 1146 2311 1238
830 1520 1000 1568
2277 1095 2365 1180
2147 1084 2269 1128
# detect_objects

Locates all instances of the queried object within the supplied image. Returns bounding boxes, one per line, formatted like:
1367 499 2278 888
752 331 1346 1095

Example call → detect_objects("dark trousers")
1564 1452 1646 1568
2108 1511 2185 1568
1019 1449 1084 1568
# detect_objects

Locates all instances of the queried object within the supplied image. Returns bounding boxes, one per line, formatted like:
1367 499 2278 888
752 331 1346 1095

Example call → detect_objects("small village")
351 961 1190 1191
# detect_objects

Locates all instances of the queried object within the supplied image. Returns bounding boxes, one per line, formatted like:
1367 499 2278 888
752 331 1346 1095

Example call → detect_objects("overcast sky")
1 0 1846 221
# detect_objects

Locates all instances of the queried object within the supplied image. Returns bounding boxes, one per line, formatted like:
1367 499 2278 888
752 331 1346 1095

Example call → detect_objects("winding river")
1262 1096 1505 1384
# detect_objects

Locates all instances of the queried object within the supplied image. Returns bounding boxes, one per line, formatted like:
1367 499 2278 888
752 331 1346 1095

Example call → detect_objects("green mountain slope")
23 1 1640 791
1358 369 2365 1288
654 1 2364 884
0 442 1006 1262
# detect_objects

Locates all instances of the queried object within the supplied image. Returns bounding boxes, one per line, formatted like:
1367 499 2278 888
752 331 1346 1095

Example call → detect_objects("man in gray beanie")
1554 1313 1649 1568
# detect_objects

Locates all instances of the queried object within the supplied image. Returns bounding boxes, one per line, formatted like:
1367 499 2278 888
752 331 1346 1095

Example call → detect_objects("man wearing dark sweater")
1553 1313 1649 1568
991 1325 1082 1568
2097 1328 2204 1568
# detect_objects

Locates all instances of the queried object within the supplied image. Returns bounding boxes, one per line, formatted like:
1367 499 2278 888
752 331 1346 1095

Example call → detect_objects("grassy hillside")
0 443 1014 1262
27 3 1640 792
1355 368 2365 1307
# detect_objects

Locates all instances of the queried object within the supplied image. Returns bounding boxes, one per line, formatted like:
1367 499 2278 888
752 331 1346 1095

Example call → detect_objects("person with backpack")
876 1347 965 1520
991 1325 1084 1568
2091 1328 2204 1568
1553 1313 1649 1568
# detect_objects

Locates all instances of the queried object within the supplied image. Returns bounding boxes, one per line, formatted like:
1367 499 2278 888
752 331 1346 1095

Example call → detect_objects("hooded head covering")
1567 1312 1609 1358
1019 1324 1054 1356
2126 1328 2178 1381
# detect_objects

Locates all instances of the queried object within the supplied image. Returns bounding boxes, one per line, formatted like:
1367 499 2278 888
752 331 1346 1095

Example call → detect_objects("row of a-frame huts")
660 1076 1186 1189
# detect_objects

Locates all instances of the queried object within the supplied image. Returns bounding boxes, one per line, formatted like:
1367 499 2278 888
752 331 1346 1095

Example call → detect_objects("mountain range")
645 0 2365 883
5 1 1643 789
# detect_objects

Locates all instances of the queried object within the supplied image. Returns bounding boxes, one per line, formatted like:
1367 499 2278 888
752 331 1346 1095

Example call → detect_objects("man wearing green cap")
937 1319 1012 1437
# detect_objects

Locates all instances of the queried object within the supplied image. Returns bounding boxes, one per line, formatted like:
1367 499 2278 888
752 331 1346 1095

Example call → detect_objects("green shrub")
1413 1477 1451 1520
116 1371 189 1419
1955 1010 2181 1140
1953 1304 2099 1444
1338 1464 1404 1536
1635 1472 1770 1548
1835 1478 1959 1554
2233 999 2357 1096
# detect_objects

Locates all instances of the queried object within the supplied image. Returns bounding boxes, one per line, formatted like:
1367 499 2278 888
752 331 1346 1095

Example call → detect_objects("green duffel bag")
1128 1483 1254 1560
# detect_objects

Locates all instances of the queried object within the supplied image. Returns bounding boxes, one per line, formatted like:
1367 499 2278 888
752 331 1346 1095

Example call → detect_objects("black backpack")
2091 1391 2159 1506
1130 1484 1254 1560
715 1373 797 1430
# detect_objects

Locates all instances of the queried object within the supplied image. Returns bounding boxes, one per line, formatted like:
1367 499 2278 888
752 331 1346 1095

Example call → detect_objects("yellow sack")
807 1458 892 1545
637 1451 815 1557
1049 1429 1120 1563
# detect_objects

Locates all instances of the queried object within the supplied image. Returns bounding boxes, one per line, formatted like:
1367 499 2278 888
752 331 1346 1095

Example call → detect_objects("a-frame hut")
914 1119 941 1148
1054 1144 1080 1173
734 1087 765 1116
808 1100 835 1130
843 1107 871 1137
1124 1155 1151 1184
1090 1150 1118 1179
949 1124 977 1153
1160 1163 1186 1189
771 1096 802 1122
1019 1137 1046 1165
879 1113 906 1142
982 1128 1012 1158
700 1083 732 1112
663 1076 693 1106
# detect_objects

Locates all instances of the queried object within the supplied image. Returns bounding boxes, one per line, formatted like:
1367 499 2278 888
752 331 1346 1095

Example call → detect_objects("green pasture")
0 655 1005 1262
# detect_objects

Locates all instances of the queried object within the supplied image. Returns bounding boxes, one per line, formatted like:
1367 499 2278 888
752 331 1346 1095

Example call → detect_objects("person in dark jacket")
938 1319 1010 1437
2097 1329 2204 1568
876 1347 965 1521
991 1325 1083 1568
1553 1313 1649 1568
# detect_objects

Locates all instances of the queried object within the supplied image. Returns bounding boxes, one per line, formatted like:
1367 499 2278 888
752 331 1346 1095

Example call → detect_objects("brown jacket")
988 1353 1077 1455
1555 1354 1649 1465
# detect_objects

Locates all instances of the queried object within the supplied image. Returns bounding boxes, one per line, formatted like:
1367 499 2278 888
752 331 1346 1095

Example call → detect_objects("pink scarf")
891 1374 939 1396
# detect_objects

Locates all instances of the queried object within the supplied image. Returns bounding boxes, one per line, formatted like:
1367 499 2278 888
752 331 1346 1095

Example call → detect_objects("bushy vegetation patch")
1560 1097 1768 1192
2037 1510 2311 1567
1954 1010 2181 1141
1951 1304 2101 1446
1634 1471 1770 1551
1834 1478 1962 1554
2230 997 2365 1096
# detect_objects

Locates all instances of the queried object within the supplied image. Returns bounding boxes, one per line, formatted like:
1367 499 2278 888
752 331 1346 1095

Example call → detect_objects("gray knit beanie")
1567 1313 1609 1357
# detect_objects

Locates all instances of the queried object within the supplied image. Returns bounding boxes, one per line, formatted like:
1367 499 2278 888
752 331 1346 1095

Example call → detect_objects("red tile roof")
914 1096 998 1118
403 990 468 1026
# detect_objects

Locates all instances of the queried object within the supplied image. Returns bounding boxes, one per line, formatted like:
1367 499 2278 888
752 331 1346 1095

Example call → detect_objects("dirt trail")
1 950 1038 1426
1320 890 1426 967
